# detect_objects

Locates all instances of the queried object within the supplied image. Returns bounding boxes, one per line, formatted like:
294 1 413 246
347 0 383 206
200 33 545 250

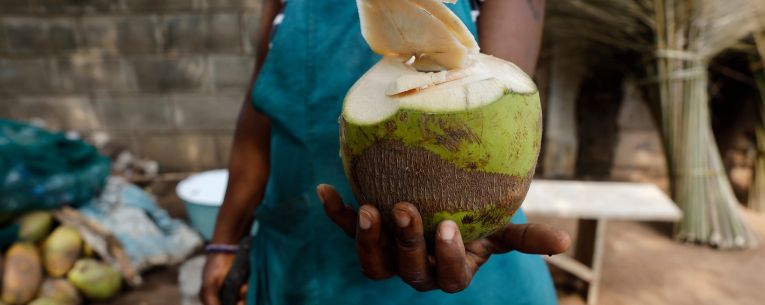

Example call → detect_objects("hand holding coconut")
327 0 569 292
317 185 569 293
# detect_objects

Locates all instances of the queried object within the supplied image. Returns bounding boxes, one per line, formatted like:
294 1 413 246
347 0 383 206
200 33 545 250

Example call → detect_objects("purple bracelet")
205 243 240 254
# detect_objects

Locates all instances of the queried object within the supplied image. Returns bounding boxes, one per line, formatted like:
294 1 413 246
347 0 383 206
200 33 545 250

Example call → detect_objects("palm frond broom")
748 31 765 212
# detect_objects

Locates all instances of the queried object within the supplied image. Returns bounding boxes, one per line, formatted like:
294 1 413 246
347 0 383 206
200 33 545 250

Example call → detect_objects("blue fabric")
247 1 557 304
78 178 203 272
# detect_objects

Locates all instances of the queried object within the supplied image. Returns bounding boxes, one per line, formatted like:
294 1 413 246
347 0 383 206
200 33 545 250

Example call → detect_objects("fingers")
199 275 222 305
236 284 248 305
391 202 434 291
200 285 221 305
317 184 357 237
434 220 472 293
463 238 494 272
488 223 571 255
356 205 395 279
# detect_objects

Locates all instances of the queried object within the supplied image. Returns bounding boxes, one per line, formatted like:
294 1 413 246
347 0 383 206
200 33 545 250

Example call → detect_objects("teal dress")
246 1 557 304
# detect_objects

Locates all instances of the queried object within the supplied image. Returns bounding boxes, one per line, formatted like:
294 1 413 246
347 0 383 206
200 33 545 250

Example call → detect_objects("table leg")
574 219 607 305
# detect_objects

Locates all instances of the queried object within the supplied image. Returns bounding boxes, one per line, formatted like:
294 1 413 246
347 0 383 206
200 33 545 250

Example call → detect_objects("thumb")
317 184 358 237
201 282 223 305
487 223 571 255
236 284 249 305
200 254 235 305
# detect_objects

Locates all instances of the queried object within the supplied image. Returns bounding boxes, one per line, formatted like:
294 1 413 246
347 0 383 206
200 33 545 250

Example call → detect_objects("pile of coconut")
1 211 122 305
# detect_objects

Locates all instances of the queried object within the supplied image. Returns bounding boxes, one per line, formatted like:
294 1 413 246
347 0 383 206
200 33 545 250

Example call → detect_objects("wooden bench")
521 180 682 305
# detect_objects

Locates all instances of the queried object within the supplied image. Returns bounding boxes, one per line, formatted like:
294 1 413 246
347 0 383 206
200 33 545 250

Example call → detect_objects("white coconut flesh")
345 0 537 125
343 54 537 125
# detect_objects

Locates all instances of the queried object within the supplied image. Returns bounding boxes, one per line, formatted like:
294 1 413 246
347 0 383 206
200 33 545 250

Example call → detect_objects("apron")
247 1 557 304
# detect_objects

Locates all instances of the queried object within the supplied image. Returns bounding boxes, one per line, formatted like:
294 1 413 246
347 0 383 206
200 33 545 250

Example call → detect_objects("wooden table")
521 180 682 305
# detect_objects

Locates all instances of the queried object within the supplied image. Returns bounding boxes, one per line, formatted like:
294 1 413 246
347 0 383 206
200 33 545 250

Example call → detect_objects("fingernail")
394 209 410 228
359 210 372 230
316 185 326 204
439 221 456 241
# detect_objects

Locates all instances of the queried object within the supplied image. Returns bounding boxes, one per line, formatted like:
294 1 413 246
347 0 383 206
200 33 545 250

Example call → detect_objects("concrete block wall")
0 0 260 171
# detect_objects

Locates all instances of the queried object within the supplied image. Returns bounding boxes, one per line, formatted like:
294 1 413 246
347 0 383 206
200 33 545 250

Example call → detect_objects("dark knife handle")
220 236 253 305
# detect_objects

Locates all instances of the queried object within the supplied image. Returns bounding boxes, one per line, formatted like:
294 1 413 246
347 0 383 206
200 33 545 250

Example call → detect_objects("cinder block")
81 17 117 51
164 13 245 53
83 16 159 54
0 0 44 14
215 134 233 166
52 52 138 94
172 92 241 131
38 0 121 14
240 12 261 54
206 0 259 11
47 19 78 52
210 55 254 90
208 13 241 52
93 94 175 131
140 134 219 172
0 27 7 55
14 95 99 131
1 17 78 55
1 17 48 54
132 56 208 92
0 96 19 119
163 14 207 53
0 58 56 94
124 0 204 12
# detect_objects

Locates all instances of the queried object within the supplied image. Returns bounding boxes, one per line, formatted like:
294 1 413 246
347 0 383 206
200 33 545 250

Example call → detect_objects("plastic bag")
64 177 203 285
0 119 110 212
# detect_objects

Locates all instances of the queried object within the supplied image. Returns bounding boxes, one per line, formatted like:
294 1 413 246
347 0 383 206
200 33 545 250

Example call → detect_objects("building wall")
0 0 261 171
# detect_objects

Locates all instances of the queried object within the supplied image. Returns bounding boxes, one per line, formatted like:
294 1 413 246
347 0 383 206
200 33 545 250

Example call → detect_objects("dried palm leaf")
748 31 765 212
545 0 765 248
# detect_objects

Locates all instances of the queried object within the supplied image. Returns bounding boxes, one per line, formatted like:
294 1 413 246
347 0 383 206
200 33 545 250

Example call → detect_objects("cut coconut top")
343 54 537 125
357 0 479 71
346 0 536 125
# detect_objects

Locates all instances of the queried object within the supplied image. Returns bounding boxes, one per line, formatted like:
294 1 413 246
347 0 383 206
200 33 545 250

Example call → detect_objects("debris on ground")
1 120 204 304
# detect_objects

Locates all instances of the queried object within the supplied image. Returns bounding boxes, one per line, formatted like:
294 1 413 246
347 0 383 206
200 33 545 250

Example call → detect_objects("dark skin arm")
479 0 545 75
318 0 568 293
199 1 282 304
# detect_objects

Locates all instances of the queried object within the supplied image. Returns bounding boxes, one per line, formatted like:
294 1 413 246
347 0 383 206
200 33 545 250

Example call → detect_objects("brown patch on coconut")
348 140 531 218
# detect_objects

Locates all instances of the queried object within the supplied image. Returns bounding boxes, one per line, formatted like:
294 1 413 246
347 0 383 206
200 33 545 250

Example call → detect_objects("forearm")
211 105 272 244
477 0 545 75
210 0 281 245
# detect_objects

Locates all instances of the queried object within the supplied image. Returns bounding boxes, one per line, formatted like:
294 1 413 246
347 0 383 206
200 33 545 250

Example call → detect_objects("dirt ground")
107 182 765 305
542 209 765 305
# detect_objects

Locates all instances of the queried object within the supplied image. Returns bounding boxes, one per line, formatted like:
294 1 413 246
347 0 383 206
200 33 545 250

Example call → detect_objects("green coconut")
340 0 541 242
37 278 82 305
2 243 43 305
27 298 60 305
42 226 83 277
67 259 121 301
17 211 53 243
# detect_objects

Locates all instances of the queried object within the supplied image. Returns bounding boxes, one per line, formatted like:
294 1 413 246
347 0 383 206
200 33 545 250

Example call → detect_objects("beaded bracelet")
205 243 240 254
